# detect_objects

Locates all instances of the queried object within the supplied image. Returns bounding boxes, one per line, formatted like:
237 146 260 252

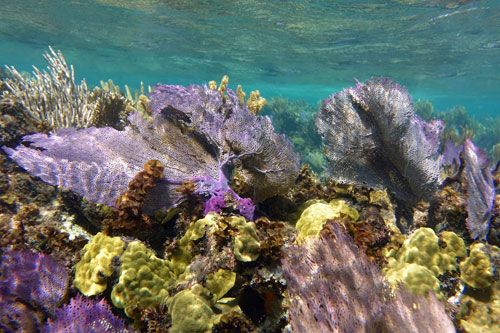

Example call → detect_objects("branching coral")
1 48 134 131
109 159 165 231
316 78 443 229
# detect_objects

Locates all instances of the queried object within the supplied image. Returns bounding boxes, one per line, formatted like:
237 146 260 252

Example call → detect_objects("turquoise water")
1 0 499 116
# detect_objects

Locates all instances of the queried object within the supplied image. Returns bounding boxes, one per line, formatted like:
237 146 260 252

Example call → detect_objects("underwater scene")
1 0 500 332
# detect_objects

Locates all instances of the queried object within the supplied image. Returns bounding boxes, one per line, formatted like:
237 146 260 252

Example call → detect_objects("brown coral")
105 159 165 232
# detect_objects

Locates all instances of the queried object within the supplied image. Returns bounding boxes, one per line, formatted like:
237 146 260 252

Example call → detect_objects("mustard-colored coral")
385 263 441 297
206 269 236 300
208 80 217 90
383 228 466 298
171 213 219 276
111 241 175 317
218 75 229 97
167 284 217 333
460 243 499 289
246 90 267 115
227 215 261 262
236 85 246 104
73 232 125 296
458 276 500 332
295 199 359 243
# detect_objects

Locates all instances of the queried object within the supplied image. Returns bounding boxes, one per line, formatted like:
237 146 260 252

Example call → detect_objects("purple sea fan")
0 249 69 316
441 139 495 240
4 83 299 213
316 78 443 213
282 221 455 332
44 295 134 332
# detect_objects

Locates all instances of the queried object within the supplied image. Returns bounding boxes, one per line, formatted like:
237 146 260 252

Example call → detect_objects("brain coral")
73 232 125 296
111 240 175 317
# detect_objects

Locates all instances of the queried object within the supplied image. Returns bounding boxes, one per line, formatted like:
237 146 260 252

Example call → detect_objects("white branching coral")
2 46 96 129
2 47 134 131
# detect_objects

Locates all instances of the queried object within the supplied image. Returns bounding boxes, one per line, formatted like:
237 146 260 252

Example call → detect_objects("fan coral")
440 139 495 239
44 295 133 332
282 221 455 332
0 249 69 316
463 139 495 240
316 78 443 226
4 82 299 215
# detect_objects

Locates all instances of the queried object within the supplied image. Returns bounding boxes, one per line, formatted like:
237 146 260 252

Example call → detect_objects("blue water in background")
1 0 499 117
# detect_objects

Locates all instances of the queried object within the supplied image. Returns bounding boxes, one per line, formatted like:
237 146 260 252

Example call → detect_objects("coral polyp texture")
316 78 443 212
282 221 455 332
3 82 299 214
44 295 133 332
73 232 125 296
0 249 69 316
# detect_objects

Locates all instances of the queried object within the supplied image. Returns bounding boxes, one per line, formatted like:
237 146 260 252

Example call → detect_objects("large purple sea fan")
4 83 299 211
44 295 133 332
316 78 443 208
282 221 455 333
0 249 69 316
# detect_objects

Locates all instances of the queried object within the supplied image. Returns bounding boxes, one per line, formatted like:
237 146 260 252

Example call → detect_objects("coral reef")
316 78 443 229
44 295 133 332
111 241 175 318
1 47 131 131
262 97 323 172
282 221 455 332
73 232 125 296
4 82 299 217
383 227 466 299
439 139 495 240
0 249 69 315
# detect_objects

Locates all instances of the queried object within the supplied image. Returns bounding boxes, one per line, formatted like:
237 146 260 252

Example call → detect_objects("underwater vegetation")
261 97 324 173
415 99 500 163
1 47 500 332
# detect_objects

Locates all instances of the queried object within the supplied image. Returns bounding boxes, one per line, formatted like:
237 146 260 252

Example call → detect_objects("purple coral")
4 83 299 215
282 221 455 332
44 295 133 332
316 78 443 210
442 139 495 240
203 188 255 220
0 249 69 316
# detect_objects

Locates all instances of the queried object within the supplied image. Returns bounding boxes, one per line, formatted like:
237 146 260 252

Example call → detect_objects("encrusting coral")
460 242 500 289
107 159 165 232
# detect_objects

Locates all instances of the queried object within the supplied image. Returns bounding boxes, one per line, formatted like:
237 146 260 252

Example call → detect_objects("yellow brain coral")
295 199 359 243
383 227 466 298
460 243 500 289
73 232 125 296
111 241 175 317
227 215 261 262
